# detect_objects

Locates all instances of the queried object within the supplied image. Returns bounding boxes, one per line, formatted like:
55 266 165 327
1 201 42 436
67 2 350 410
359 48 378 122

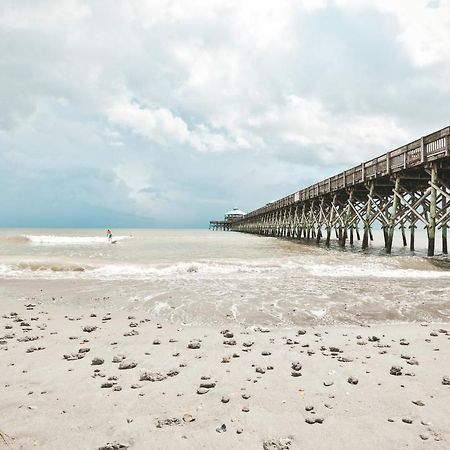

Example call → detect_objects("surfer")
106 229 112 243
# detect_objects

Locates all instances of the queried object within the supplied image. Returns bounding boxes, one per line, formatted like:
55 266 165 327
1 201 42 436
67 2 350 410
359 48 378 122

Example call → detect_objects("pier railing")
244 126 449 219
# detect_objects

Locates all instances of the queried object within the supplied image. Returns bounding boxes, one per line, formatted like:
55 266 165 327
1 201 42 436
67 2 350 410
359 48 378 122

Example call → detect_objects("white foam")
304 262 450 279
24 235 131 245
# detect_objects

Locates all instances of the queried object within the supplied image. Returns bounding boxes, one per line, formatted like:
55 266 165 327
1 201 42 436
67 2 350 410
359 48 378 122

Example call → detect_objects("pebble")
197 387 209 395
390 366 402 376
140 371 166 382
263 438 292 450
187 342 201 349
216 423 227 433
347 376 358 385
242 406 250 412
112 355 126 363
118 361 137 370
98 442 128 450
221 396 230 403
182 414 195 423
402 418 413 424
91 357 104 366
442 376 450 385
323 381 334 387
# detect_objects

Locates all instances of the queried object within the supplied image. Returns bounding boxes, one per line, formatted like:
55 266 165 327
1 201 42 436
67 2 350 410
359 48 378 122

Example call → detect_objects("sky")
1 0 450 228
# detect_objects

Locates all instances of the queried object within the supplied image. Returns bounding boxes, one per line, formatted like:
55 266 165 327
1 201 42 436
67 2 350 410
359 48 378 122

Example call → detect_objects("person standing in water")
106 229 112 243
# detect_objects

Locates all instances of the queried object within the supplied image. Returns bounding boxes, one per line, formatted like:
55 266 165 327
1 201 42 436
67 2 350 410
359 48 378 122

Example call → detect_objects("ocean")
0 228 449 325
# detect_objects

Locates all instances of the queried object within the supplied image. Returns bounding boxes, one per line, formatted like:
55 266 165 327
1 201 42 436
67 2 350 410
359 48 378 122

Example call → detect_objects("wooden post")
326 195 336 247
349 226 354 245
428 164 437 257
442 187 448 254
410 225 415 252
362 183 374 250
341 190 353 247
401 223 407 247
386 177 400 254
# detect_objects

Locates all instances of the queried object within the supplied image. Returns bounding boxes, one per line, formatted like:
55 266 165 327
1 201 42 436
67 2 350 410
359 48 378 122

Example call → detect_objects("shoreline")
1 294 450 449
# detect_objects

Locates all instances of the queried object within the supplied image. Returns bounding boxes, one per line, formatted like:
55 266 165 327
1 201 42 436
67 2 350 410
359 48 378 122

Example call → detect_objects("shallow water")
0 228 449 325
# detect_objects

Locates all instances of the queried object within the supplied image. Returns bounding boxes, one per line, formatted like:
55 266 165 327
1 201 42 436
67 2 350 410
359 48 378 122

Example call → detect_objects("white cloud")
107 99 249 152
249 95 408 164
334 0 450 67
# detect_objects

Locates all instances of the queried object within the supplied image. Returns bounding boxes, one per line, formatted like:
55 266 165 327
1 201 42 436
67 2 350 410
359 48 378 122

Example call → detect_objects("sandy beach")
1 287 450 450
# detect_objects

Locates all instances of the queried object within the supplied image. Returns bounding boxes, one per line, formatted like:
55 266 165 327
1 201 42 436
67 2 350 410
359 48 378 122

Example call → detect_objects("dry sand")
1 294 450 450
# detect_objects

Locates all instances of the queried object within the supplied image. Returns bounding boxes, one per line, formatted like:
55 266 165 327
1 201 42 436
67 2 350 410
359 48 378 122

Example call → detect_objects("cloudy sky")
1 0 450 227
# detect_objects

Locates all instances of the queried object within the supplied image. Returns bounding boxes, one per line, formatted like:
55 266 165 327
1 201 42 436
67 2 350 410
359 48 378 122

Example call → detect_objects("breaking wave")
23 235 131 245
0 256 449 281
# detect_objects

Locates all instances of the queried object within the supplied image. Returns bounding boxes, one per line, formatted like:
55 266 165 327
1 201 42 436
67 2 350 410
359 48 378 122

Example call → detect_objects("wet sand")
1 293 450 449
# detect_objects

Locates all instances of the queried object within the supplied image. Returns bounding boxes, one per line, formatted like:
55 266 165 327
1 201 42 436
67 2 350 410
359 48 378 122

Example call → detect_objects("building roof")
225 208 246 216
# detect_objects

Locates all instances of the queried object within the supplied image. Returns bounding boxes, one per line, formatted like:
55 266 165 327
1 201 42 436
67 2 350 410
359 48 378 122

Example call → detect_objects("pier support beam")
362 183 374 250
326 195 336 247
386 177 400 254
428 165 437 257
442 189 448 254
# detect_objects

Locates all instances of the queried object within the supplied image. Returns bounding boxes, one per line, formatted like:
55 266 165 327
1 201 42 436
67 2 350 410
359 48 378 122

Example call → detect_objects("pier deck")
232 125 450 256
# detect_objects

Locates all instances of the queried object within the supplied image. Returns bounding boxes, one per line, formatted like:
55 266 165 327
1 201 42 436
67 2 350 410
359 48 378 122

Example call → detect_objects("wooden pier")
209 220 231 231
231 125 450 256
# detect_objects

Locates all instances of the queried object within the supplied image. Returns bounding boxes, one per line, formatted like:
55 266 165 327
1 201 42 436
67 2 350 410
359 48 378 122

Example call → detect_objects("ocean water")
0 228 449 325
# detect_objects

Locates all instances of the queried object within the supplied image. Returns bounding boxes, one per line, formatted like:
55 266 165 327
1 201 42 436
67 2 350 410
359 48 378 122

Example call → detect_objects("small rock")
118 361 137 370
263 438 292 450
221 396 230 403
187 342 201 349
156 417 182 428
216 423 227 433
98 442 128 450
402 418 413 424
83 326 97 333
197 387 209 395
91 357 104 366
442 376 450 385
140 371 166 382
182 414 195 423
347 376 358 385
390 366 402 376
112 355 126 363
